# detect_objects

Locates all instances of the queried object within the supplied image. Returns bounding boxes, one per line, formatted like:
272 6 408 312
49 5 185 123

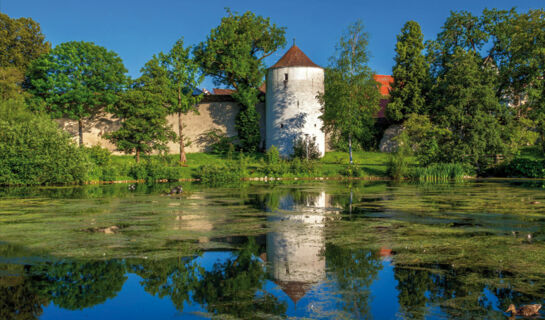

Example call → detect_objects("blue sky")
3 0 543 89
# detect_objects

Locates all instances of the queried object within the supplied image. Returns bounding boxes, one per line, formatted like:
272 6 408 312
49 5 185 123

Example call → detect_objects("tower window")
284 73 288 81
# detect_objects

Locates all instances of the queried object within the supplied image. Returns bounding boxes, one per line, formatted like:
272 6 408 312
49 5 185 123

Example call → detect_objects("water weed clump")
409 163 471 182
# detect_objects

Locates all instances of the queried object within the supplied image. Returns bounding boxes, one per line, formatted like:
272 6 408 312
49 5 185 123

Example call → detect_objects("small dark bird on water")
169 186 183 195
505 304 541 317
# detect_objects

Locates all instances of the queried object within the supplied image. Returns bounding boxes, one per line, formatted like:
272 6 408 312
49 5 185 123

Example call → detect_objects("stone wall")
57 98 266 154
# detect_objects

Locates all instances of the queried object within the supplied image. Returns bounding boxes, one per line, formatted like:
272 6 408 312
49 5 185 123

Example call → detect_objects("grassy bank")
97 151 395 183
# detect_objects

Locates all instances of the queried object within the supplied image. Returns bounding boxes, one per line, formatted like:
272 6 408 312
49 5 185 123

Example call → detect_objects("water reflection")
266 191 327 306
1 181 545 319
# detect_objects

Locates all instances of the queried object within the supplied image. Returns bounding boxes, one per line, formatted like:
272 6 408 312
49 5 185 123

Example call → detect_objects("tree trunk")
348 133 353 164
78 119 84 147
136 149 140 163
178 112 186 165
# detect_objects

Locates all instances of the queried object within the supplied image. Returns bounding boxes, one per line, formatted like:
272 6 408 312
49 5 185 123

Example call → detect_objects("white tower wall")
266 66 325 157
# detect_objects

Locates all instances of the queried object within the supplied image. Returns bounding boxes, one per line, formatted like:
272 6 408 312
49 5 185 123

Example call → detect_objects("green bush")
129 163 148 181
262 161 290 176
84 145 112 166
144 159 168 181
203 128 236 154
0 100 89 185
340 163 364 177
100 165 119 182
164 166 183 181
290 158 318 177
292 136 321 160
197 163 242 185
387 152 410 180
265 145 281 164
502 158 545 178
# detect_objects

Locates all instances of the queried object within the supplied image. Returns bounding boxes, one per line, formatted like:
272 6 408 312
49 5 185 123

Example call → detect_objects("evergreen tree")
431 48 514 168
387 21 429 122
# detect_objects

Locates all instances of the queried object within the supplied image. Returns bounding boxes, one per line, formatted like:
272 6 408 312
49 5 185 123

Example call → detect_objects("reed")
409 163 469 182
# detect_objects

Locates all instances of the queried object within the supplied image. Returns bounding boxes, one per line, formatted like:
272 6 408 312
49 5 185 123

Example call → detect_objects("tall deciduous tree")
318 20 381 164
106 59 176 163
387 21 429 122
0 13 50 99
26 41 127 146
159 38 203 164
0 13 50 70
194 9 286 152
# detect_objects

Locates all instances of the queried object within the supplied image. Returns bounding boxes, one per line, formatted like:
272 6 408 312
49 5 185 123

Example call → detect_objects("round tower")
266 43 325 157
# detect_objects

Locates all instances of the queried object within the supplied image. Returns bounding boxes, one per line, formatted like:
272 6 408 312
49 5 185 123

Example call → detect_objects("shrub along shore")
1 98 544 186
2 141 544 186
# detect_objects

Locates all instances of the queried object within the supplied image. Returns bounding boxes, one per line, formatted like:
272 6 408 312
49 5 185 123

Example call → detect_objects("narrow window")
284 73 288 81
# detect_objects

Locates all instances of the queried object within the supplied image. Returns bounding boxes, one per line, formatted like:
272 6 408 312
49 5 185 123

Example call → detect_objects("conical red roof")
270 44 321 69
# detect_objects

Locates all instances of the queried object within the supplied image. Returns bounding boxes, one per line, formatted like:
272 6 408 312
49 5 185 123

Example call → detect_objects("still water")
1 180 544 319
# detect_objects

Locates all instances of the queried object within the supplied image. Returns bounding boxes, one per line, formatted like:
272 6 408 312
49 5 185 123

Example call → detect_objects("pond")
1 180 545 319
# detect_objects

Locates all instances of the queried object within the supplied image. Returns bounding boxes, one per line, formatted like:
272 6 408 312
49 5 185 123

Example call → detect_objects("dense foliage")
194 9 286 151
106 58 176 162
0 100 88 185
386 8 545 173
0 13 50 100
26 41 127 146
500 158 545 178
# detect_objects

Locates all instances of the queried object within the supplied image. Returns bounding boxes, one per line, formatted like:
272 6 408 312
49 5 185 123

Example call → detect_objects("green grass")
320 151 414 177
104 151 395 182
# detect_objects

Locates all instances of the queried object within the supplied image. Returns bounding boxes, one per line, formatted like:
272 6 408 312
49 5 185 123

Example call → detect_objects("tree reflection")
127 256 201 311
394 266 432 319
326 245 382 318
393 263 545 319
31 259 126 310
0 265 48 320
193 238 287 319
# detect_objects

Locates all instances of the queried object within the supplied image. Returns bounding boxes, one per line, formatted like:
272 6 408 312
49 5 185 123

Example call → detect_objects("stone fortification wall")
57 99 266 154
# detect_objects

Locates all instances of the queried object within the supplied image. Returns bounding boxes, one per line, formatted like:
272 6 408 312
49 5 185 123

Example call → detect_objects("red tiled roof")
213 83 266 96
373 74 393 96
270 44 321 69
213 88 236 95
373 74 393 119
